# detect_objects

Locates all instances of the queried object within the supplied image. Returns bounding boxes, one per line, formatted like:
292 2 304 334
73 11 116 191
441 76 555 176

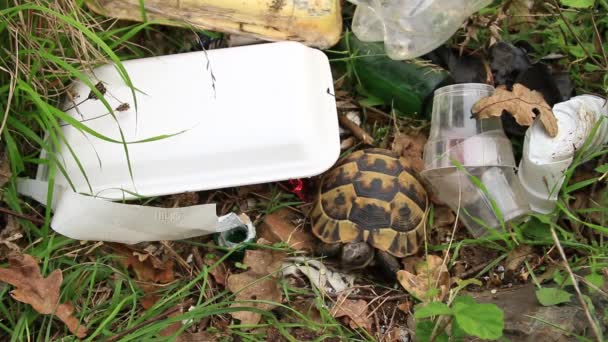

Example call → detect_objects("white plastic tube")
518 95 608 213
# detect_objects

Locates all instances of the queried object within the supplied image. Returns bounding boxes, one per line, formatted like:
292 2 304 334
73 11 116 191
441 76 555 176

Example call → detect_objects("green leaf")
560 0 595 8
521 217 552 241
358 95 385 107
535 288 572 306
452 301 504 340
568 45 586 58
585 273 605 291
453 295 476 306
595 163 608 174
584 63 601 72
452 279 483 297
451 319 467 341
553 271 574 287
416 321 449 342
414 302 452 319
234 262 248 270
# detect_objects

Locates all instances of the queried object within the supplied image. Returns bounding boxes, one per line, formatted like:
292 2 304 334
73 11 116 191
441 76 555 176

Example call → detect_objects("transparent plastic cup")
421 84 530 237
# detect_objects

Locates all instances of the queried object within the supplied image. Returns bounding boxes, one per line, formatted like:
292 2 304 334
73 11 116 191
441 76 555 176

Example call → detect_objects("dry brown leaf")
397 300 413 313
258 208 315 252
0 254 87 338
507 0 535 31
203 253 228 286
433 206 456 228
391 132 427 173
472 84 558 137
0 153 11 188
0 153 13 188
176 331 220 342
289 299 322 324
112 244 175 309
226 248 286 325
397 255 450 302
332 298 372 331
505 244 534 273
0 216 23 258
384 326 410 342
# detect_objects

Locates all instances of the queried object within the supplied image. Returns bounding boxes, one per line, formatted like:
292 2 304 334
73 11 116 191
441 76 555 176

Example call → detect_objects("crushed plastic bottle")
86 0 342 49
518 95 608 213
349 0 492 60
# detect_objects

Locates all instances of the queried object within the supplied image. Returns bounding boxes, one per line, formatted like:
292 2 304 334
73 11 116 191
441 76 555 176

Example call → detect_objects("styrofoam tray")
38 42 339 200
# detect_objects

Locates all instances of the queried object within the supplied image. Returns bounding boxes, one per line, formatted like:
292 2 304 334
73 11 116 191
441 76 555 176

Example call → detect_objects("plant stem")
550 227 603 342
0 207 45 225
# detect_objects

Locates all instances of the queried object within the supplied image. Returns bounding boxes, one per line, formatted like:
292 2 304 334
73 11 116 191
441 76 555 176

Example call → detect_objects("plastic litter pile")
14 0 606 245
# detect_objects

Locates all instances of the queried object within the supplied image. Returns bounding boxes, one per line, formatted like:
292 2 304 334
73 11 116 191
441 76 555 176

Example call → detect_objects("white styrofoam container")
39 42 340 199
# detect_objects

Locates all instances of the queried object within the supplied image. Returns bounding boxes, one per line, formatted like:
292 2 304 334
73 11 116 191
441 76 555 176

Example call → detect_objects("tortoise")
310 148 428 275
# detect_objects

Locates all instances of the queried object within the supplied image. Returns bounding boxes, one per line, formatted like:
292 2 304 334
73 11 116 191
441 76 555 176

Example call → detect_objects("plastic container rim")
433 83 495 97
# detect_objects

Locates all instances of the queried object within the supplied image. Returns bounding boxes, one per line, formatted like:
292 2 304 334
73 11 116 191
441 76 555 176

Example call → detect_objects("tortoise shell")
311 148 428 257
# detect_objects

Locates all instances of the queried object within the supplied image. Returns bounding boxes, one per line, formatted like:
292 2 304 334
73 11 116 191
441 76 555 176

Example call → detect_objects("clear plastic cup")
421 84 530 237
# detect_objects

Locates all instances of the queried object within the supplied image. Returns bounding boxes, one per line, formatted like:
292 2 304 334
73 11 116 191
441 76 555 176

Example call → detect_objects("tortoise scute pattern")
312 149 428 257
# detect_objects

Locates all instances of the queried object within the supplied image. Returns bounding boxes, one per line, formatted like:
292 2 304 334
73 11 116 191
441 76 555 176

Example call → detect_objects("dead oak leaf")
0 152 12 188
226 248 285 325
433 206 456 228
332 298 372 332
397 255 450 302
472 84 558 137
507 0 535 30
258 208 315 252
0 216 23 257
391 132 427 173
505 244 534 273
111 244 175 309
0 254 87 338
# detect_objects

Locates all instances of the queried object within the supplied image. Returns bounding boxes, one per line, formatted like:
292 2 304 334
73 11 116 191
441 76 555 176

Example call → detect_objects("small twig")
591 154 607 197
367 294 393 318
338 114 375 146
0 207 45 226
590 14 608 68
106 298 194 342
460 259 495 279
430 315 453 342
191 246 205 272
550 227 603 342
160 241 191 272
373 310 381 340
0 30 18 140
384 302 399 341
298 292 410 302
